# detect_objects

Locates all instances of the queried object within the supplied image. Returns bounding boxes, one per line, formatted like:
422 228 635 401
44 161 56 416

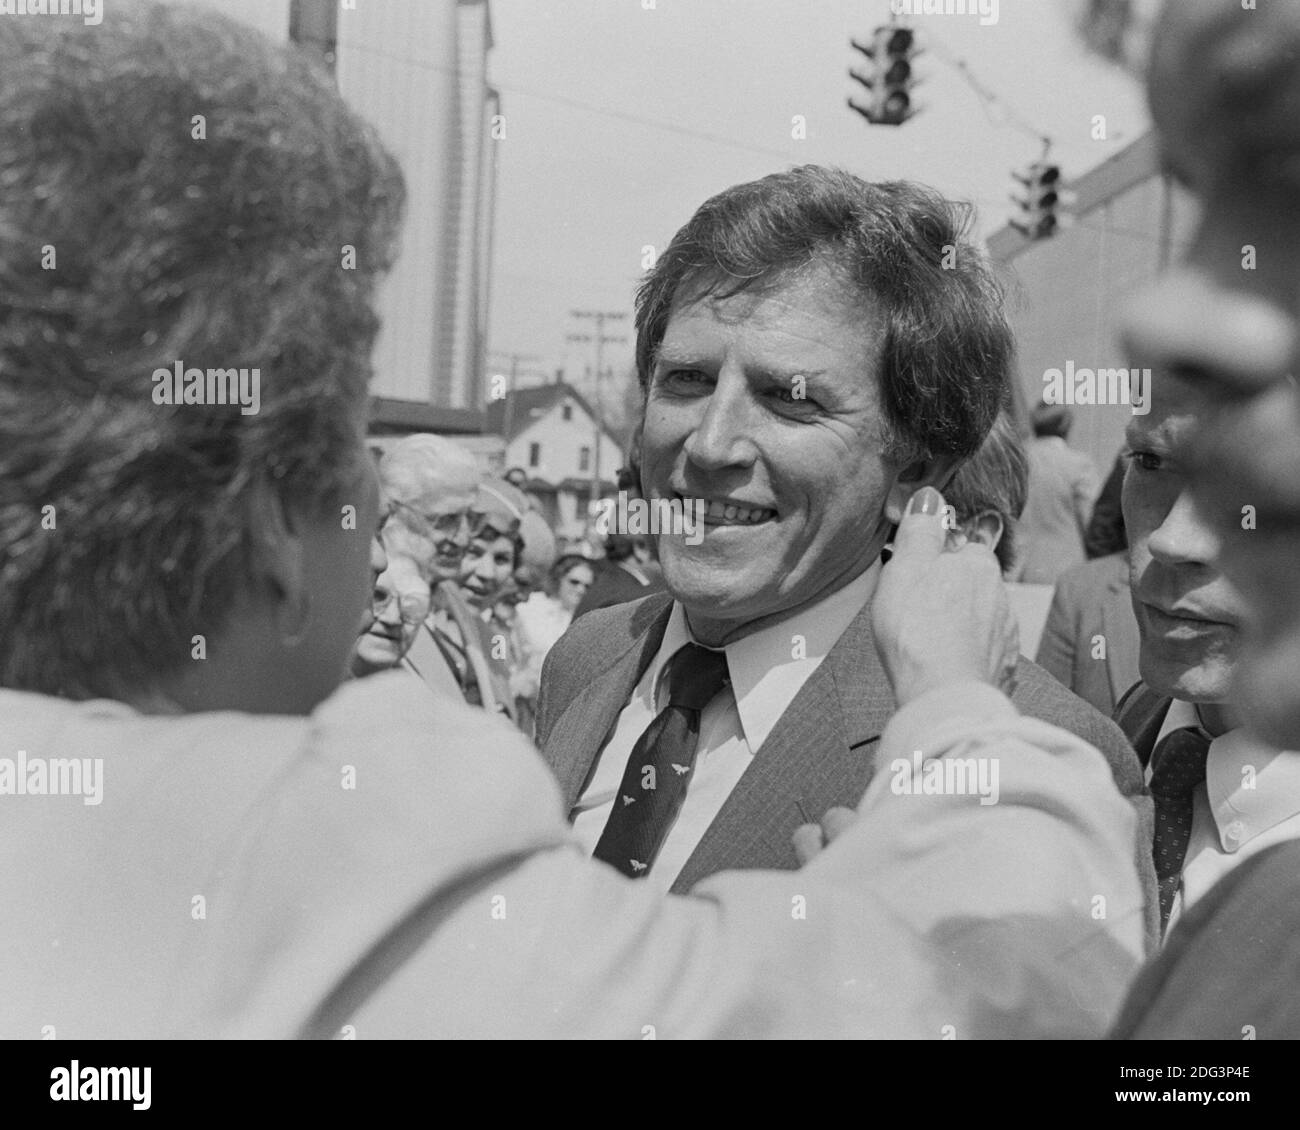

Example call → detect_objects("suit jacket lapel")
670 599 895 893
542 599 674 810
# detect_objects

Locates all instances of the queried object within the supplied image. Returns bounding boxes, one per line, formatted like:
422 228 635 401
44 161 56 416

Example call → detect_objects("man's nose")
1120 266 1295 400
376 592 403 625
1147 487 1222 569
682 370 758 472
440 514 472 552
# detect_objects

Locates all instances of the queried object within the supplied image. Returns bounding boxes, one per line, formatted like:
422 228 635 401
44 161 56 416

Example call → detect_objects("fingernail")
906 486 943 516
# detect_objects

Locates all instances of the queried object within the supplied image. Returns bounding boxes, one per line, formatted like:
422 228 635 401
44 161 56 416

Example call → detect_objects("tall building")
172 0 499 410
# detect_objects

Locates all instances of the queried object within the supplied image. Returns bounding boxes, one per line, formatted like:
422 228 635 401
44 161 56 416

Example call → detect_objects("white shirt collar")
1157 699 1300 852
649 564 880 754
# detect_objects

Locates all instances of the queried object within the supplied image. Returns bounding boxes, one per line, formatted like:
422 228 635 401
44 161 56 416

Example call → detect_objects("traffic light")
848 25 919 126
1010 162 1062 240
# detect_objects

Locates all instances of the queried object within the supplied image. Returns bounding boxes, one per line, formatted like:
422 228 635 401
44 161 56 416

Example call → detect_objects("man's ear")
883 454 962 524
967 509 1005 554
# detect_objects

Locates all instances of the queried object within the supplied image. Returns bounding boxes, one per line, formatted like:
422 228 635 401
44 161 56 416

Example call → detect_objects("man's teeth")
702 498 772 523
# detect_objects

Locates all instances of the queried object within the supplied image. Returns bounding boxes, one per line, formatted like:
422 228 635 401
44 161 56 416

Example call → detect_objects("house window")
578 446 591 473
528 442 541 468
562 403 573 421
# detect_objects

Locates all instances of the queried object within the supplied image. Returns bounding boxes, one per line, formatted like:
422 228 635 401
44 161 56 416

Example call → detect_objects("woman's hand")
872 486 1018 708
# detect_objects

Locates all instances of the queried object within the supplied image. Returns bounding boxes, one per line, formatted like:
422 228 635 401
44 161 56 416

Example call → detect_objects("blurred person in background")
515 554 596 708
940 409 1025 576
1085 451 1129 559
503 510 559 730
1016 403 1102 584
1036 550 1139 718
572 533 664 619
940 409 1059 659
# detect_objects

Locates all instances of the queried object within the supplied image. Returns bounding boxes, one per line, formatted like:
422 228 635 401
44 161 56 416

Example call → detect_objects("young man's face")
1123 0 1300 747
1122 376 1248 705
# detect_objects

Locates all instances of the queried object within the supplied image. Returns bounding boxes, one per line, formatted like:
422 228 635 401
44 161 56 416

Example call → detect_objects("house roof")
485 381 624 446
368 396 483 436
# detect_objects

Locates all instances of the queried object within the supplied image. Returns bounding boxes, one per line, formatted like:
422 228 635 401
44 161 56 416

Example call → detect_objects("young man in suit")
1108 373 1300 945
536 168 1152 914
1091 0 1300 1037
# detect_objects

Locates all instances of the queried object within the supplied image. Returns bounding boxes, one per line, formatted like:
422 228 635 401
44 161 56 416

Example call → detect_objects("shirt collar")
1159 699 1300 851
650 564 880 754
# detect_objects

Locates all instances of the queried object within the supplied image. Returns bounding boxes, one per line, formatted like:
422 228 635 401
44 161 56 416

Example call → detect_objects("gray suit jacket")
536 591 1158 939
1036 552 1141 718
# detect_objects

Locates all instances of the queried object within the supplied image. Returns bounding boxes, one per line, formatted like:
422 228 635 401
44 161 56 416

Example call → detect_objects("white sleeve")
344 682 1142 1039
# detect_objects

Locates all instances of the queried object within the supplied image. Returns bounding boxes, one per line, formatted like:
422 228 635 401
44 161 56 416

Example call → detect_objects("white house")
485 383 627 539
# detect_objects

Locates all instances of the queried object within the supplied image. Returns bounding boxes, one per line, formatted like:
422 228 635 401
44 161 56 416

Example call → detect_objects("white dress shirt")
1153 699 1300 937
571 564 880 893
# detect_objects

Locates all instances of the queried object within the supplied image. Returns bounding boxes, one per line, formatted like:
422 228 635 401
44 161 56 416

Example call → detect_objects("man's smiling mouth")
675 493 777 526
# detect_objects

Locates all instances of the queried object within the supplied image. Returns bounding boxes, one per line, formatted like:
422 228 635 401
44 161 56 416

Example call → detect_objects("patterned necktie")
592 643 730 878
1149 726 1212 932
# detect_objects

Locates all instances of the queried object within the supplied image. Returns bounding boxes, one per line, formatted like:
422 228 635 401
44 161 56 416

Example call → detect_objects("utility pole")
566 310 627 534
489 350 543 470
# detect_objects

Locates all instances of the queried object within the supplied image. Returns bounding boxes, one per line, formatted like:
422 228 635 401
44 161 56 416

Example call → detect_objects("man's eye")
658 369 709 391
1127 450 1163 472
768 385 817 411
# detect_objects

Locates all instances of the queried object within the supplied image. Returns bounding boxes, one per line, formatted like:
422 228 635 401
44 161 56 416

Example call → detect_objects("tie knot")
1149 726 1211 799
663 643 729 711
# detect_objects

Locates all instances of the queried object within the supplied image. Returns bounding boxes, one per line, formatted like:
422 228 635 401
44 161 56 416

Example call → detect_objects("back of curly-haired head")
635 166 1014 467
0 1 405 699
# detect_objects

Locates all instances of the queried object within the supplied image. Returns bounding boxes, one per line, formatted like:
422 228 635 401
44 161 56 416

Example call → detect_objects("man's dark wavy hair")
0 1 405 699
634 166 1014 466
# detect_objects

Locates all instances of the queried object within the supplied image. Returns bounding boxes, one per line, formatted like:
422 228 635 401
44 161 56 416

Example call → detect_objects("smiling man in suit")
536 167 1153 914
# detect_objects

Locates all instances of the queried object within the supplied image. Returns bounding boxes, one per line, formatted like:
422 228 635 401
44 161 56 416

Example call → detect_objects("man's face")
1122 0 1300 746
640 263 935 643
1123 376 1247 704
557 561 594 613
460 532 517 611
382 488 477 585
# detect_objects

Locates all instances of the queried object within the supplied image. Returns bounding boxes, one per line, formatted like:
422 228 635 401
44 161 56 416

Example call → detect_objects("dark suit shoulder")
1115 839 1300 1038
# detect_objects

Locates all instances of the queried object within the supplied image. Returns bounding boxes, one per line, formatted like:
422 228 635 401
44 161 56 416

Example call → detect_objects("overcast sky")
485 0 1149 394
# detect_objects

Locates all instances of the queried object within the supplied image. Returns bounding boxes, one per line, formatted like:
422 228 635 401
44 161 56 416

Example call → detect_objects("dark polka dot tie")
592 643 730 878
1149 726 1212 933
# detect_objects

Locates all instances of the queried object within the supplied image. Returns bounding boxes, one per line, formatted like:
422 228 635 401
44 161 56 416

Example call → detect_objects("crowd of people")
350 436 663 738
3 0 1300 1040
